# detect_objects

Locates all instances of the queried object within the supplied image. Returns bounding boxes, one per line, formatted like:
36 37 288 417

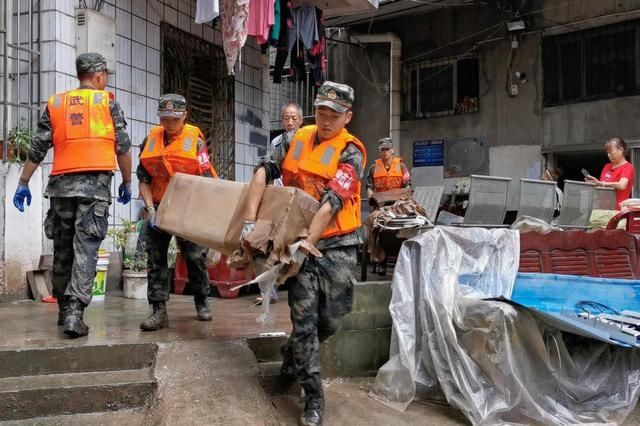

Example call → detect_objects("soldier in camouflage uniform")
137 94 217 331
241 82 366 426
13 53 132 338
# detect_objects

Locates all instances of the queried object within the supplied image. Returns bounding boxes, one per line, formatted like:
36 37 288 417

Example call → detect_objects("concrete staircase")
0 343 158 421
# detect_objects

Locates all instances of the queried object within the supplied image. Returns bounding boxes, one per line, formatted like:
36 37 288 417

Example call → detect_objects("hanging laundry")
272 0 293 83
247 0 276 45
221 0 250 75
269 0 282 43
287 3 318 51
195 0 220 23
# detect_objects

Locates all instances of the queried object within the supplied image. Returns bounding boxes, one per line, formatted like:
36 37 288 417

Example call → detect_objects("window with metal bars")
403 56 479 120
543 19 640 106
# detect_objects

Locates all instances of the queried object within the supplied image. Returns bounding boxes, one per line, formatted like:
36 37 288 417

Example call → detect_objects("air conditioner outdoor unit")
75 8 116 72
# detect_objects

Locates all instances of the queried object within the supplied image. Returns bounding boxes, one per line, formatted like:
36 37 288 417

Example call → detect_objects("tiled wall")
33 0 270 250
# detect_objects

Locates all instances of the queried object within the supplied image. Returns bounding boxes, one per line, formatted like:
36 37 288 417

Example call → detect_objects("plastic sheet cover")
370 226 640 425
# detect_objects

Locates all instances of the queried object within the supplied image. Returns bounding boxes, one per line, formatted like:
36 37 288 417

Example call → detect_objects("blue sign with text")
413 140 444 167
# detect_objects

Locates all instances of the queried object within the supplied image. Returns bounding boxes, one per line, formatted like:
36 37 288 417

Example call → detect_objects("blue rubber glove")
117 182 131 204
13 183 32 212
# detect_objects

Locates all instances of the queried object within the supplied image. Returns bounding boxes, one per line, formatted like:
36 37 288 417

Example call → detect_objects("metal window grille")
1 0 41 161
269 75 318 129
161 23 235 179
543 19 640 106
403 55 479 120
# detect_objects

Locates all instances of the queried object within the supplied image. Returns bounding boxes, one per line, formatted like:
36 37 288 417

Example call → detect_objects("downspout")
351 33 402 155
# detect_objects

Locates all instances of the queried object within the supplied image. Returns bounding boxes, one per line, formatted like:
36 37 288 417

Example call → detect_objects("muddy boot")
299 397 324 426
195 296 212 321
370 263 377 274
377 263 387 276
57 298 68 326
63 297 89 338
140 302 169 331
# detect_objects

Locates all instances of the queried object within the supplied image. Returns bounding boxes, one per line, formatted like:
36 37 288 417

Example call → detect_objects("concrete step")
0 343 157 378
0 369 156 421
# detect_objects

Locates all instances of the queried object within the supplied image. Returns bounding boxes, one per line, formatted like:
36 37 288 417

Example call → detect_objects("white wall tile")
146 97 158 123
203 25 214 44
116 35 131 65
147 23 161 50
131 16 146 44
132 93 146 121
102 3 117 18
146 48 160 75
39 41 56 72
190 21 202 39
164 5 177 26
115 63 131 91
178 12 190 32
165 0 178 9
58 12 76 46
54 72 77 94
178 0 191 14
132 68 146 95
40 11 56 42
147 73 160 99
115 89 132 116
55 42 77 76
117 0 132 13
146 0 163 25
132 42 146 69
39 72 55 102
115 7 131 38
131 0 146 18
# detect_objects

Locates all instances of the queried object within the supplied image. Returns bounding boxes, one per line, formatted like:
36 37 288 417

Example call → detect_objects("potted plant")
122 247 148 300
2 121 34 162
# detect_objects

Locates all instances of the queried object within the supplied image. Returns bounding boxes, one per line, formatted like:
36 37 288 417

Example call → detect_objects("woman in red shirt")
586 137 635 210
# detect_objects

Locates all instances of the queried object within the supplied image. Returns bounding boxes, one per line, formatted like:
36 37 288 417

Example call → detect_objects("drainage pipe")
351 32 402 155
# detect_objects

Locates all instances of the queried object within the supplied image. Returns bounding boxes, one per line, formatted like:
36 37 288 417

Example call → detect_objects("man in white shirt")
269 103 303 186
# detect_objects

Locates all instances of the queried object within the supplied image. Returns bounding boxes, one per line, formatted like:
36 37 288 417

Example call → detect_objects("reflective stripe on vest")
281 125 367 239
48 89 116 175
373 158 404 192
140 123 217 203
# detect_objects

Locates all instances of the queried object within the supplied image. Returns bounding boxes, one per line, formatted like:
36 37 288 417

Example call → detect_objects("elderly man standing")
12 53 132 338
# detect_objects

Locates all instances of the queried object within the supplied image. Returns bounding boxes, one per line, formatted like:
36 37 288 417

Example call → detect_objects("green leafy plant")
107 219 136 251
5 121 35 163
123 250 148 272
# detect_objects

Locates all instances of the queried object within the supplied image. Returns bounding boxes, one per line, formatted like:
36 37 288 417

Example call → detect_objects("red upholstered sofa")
519 229 640 279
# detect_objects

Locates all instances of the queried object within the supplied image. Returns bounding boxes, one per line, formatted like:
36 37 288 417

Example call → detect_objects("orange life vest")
281 125 366 239
373 157 404 192
139 124 218 203
48 89 116 175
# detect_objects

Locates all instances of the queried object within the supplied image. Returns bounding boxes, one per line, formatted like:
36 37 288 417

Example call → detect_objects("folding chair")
593 187 617 211
517 178 557 224
413 186 444 223
463 175 512 226
556 180 596 228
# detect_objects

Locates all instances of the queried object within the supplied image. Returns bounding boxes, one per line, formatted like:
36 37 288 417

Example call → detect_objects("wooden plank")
26 271 38 301
38 255 53 270
26 271 51 301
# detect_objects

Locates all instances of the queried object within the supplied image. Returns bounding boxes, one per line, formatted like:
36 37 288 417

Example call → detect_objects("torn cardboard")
156 173 319 262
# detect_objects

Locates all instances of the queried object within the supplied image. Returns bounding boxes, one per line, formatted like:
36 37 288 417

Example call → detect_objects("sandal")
254 296 278 305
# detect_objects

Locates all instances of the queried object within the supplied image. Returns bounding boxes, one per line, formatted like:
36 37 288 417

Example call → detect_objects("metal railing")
1 0 41 161
269 73 318 129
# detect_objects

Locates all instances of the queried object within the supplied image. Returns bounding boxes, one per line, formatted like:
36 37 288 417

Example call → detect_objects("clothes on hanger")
195 0 220 23
247 0 276 45
221 0 250 75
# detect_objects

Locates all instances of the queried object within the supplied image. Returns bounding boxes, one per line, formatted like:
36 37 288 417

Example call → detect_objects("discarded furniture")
593 187 617 211
517 178 557 224
463 175 512 226
413 186 444 223
519 229 640 279
606 208 640 234
556 180 596 229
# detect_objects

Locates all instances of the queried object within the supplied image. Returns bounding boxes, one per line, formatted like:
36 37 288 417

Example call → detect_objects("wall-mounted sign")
413 140 444 167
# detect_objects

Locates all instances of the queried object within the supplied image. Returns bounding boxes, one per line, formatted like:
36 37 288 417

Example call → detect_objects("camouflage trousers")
46 197 110 306
140 222 210 304
282 246 357 399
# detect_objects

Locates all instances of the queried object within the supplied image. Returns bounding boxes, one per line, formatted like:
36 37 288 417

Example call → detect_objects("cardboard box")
156 173 319 257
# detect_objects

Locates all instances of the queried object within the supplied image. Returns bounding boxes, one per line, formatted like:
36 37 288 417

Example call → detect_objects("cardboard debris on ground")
27 271 52 301
156 173 319 265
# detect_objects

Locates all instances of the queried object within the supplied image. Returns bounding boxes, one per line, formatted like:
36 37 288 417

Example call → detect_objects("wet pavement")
0 293 292 349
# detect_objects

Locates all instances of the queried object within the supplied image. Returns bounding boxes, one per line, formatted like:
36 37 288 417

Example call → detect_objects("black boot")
299 397 324 426
370 262 377 274
57 298 68 326
140 302 169 331
377 262 387 276
194 296 212 321
63 297 89 338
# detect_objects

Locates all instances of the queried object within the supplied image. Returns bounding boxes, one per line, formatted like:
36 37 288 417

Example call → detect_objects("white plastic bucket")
93 252 110 300
123 270 148 300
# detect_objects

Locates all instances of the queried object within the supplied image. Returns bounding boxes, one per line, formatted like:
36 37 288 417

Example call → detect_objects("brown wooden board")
38 255 53 270
26 271 52 301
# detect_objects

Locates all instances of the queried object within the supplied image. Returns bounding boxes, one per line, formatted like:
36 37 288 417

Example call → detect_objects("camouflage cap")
378 137 393 150
314 81 354 113
76 53 109 75
157 94 187 118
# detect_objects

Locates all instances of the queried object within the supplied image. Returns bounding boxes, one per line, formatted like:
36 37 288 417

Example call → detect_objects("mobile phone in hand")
581 168 591 178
